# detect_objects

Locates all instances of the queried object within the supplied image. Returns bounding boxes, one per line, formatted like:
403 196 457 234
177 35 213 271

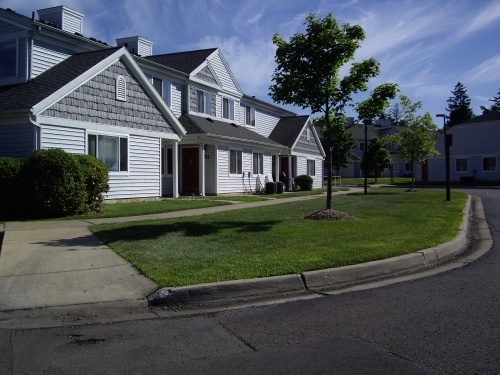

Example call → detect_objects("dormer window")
197 89 211 115
116 75 126 101
0 41 17 78
245 106 255 126
222 97 234 120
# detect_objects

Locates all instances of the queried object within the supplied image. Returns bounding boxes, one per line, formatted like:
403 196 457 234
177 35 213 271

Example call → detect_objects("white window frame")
197 89 211 115
116 75 127 101
307 159 316 176
482 156 497 172
455 157 468 172
0 39 18 79
161 147 173 176
229 149 242 175
252 152 264 175
222 97 234 120
245 106 255 126
87 132 129 173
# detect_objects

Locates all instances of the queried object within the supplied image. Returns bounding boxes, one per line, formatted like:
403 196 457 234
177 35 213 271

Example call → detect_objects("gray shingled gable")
179 114 284 148
144 48 217 75
269 115 309 148
0 47 121 111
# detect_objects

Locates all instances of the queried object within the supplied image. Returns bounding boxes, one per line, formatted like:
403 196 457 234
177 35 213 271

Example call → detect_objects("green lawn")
90 189 468 288
331 177 413 186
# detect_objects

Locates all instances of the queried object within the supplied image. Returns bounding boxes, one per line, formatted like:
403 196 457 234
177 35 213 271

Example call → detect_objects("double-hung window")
161 147 173 176
230 150 242 174
223 97 234 120
88 134 128 172
483 156 497 171
0 40 17 79
252 152 264 174
152 77 162 96
456 158 468 172
245 106 255 126
197 89 211 115
307 159 316 176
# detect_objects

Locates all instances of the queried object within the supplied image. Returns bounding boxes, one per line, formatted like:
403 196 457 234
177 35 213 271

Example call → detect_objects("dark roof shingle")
0 48 120 111
144 48 217 74
269 115 309 147
179 113 284 148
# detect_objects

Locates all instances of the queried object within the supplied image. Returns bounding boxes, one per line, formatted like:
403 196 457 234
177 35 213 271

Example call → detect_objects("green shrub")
74 154 109 213
295 174 313 191
0 157 25 213
22 149 87 217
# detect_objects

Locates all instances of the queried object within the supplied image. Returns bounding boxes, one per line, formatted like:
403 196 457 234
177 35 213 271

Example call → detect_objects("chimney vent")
37 6 83 34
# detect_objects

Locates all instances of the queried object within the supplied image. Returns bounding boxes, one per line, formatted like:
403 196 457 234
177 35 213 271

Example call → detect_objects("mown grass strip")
90 189 468 287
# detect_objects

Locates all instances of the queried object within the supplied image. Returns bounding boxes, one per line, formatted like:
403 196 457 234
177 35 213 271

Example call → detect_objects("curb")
149 195 478 308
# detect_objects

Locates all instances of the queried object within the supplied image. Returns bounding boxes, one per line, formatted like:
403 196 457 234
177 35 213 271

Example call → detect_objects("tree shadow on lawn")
92 219 282 243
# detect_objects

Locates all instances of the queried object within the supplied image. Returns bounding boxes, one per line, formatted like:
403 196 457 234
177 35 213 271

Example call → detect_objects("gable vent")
116 76 127 101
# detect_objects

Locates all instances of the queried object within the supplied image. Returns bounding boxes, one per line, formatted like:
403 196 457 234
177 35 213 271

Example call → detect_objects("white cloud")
461 1 500 37
464 55 500 84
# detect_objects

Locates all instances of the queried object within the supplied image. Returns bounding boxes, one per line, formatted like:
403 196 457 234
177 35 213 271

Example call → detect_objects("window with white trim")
197 89 211 115
0 40 17 78
456 158 468 172
252 152 264 174
223 97 234 120
483 156 496 171
88 134 128 172
359 142 365 151
307 159 316 176
161 147 173 176
229 149 242 174
116 75 127 101
152 77 162 96
245 106 255 126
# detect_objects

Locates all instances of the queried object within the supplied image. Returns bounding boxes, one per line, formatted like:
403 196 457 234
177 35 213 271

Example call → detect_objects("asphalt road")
2 188 499 374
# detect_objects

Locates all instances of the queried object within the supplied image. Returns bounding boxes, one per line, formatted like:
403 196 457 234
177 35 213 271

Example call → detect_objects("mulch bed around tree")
302 209 358 221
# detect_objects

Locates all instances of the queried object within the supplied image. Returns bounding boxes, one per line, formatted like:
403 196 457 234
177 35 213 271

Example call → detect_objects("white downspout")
29 112 42 150
173 141 179 198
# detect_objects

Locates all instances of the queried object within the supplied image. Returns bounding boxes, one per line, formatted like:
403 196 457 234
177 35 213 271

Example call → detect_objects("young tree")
314 113 356 176
446 82 475 127
355 83 399 193
360 136 392 183
270 13 386 209
385 95 440 189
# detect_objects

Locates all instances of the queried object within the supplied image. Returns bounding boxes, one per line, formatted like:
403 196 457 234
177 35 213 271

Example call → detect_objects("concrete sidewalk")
0 188 492 315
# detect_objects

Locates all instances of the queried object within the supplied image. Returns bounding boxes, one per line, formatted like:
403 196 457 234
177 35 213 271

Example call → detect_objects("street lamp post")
436 114 451 201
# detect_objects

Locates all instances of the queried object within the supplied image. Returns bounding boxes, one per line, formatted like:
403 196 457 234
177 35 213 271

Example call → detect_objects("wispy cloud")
464 55 500 84
460 1 500 38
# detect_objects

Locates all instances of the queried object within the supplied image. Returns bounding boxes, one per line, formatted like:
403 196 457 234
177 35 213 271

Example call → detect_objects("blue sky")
5 0 500 126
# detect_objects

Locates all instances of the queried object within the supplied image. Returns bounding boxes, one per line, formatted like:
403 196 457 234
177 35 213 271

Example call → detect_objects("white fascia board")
31 48 186 137
212 49 243 94
190 59 222 87
120 49 187 136
311 121 326 157
180 133 285 153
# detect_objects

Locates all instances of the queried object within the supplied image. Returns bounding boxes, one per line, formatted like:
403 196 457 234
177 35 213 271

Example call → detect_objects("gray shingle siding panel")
294 129 323 156
41 60 175 134
195 66 217 84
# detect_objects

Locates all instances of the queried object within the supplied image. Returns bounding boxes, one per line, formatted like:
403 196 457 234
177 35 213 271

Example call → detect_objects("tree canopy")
360 136 392 183
446 82 475 127
385 95 439 188
269 13 395 209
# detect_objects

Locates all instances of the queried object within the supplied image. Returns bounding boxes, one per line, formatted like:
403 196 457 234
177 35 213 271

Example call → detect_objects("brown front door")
182 147 199 193
280 156 295 180
422 160 428 182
